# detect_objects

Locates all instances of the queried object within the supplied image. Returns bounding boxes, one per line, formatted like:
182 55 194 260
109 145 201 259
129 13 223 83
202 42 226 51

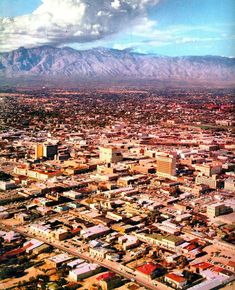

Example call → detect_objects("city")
0 88 234 290
0 0 235 289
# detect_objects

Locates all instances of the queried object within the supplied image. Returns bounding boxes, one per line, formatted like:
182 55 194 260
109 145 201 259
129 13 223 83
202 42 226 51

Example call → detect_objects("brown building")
156 154 176 178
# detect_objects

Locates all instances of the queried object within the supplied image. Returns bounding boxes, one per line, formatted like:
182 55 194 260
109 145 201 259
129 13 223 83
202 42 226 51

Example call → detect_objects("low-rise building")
165 273 187 289
69 263 101 281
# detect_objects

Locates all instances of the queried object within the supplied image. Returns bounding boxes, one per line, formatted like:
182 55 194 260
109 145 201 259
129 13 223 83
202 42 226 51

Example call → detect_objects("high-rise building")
156 154 176 178
34 143 58 160
35 143 43 159
43 144 58 160
99 146 123 163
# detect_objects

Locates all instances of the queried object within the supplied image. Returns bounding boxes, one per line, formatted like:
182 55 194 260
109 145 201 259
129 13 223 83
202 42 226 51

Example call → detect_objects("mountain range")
0 46 234 86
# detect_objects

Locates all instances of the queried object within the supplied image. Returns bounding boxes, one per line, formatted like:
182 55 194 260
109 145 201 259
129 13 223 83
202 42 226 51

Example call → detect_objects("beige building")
165 273 187 289
99 146 123 163
207 203 232 218
156 154 176 178
224 178 235 192
195 174 218 189
14 166 61 181
194 163 222 177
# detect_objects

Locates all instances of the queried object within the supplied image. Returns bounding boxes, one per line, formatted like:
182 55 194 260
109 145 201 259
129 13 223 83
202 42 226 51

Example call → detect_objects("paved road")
1 223 170 290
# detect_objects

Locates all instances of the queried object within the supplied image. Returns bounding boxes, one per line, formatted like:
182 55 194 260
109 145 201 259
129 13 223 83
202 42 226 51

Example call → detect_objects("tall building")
43 144 58 160
35 143 43 159
34 143 58 160
156 154 176 178
99 146 123 163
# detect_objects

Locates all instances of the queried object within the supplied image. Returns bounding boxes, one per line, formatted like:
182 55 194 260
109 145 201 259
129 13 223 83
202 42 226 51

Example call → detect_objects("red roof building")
165 273 187 289
192 262 213 270
136 262 162 277
96 272 116 281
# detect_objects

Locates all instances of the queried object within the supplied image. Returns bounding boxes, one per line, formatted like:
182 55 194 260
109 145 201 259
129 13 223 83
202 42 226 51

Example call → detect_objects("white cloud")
0 0 159 52
111 0 121 9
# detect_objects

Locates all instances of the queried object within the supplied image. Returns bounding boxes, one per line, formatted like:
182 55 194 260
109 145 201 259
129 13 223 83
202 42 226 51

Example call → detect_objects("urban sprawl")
0 88 234 290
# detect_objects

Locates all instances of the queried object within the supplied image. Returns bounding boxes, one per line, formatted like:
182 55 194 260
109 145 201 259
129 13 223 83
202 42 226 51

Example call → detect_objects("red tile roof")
192 262 213 270
165 273 186 283
212 266 224 273
136 263 161 275
227 261 235 268
184 243 197 251
71 228 81 234
96 272 116 281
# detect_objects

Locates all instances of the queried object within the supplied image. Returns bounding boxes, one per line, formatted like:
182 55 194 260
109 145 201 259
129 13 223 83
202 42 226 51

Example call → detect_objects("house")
96 272 121 290
80 224 110 240
47 253 73 268
15 213 30 223
89 247 111 259
165 273 187 289
227 261 235 272
67 258 85 269
118 234 140 250
0 180 17 190
23 239 44 254
136 262 165 279
4 231 21 243
191 262 213 272
69 263 101 281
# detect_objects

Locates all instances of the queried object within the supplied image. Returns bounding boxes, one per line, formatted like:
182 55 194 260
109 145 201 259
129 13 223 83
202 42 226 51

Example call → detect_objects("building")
89 247 111 259
165 273 187 289
0 180 16 190
195 174 219 189
156 154 176 178
99 147 123 163
118 234 139 250
69 263 101 281
35 143 44 159
23 239 44 254
14 167 62 181
227 261 235 272
47 253 73 268
52 228 69 241
135 233 184 251
194 163 222 177
43 143 58 159
96 272 121 290
207 203 232 218
80 225 110 240
136 262 165 279
35 143 58 160
224 178 235 192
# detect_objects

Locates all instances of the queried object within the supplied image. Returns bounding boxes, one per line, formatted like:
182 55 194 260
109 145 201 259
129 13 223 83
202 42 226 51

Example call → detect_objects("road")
0 223 170 290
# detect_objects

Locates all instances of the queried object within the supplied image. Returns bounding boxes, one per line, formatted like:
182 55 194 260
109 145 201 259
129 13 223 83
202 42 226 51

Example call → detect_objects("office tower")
156 154 176 178
99 146 123 163
43 143 58 160
35 143 43 159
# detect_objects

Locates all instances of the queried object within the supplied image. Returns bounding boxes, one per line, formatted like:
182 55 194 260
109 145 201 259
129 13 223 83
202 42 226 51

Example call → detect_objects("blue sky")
0 0 234 56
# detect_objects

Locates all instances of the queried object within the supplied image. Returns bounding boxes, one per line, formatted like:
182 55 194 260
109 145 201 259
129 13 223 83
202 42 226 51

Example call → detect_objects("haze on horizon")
0 0 235 57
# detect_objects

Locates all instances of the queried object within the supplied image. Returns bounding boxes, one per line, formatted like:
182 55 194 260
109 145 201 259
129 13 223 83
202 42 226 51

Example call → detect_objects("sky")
0 0 234 56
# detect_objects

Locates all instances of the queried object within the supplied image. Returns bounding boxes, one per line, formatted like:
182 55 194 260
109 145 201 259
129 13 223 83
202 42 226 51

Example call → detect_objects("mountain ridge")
0 46 235 85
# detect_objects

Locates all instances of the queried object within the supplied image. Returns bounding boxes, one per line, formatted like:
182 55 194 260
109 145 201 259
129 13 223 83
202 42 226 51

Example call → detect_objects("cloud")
0 0 159 52
109 21 235 54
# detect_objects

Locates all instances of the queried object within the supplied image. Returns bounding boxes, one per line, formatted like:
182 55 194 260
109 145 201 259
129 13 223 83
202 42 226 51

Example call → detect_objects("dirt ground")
0 266 43 290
